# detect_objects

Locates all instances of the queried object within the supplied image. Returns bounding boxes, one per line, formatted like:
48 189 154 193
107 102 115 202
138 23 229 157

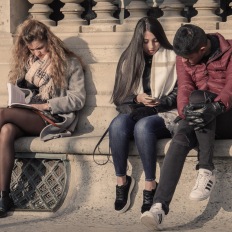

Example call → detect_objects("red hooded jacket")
176 33 232 118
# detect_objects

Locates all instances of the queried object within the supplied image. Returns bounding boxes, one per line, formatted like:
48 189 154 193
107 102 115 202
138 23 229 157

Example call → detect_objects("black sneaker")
141 182 158 213
114 175 135 213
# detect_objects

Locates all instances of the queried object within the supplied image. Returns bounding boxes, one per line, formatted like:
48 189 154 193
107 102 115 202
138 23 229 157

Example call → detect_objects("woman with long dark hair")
109 17 177 214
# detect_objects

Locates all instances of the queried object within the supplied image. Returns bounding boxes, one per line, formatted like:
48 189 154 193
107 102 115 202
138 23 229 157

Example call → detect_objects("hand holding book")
7 83 49 111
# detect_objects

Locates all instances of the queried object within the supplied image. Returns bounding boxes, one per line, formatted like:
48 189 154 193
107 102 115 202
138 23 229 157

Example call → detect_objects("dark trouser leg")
195 120 216 171
189 90 218 171
154 120 197 214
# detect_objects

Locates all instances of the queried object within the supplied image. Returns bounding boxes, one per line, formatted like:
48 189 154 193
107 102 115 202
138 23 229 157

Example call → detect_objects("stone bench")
1 32 232 222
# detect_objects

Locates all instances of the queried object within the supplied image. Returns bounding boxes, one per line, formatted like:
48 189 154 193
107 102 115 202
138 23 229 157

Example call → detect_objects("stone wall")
0 0 31 33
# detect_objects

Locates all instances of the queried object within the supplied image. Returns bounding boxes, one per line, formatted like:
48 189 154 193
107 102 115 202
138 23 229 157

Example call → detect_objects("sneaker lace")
195 173 210 190
116 186 126 201
143 191 154 204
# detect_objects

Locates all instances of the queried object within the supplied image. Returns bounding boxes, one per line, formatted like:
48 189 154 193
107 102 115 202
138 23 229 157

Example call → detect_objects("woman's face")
143 30 160 56
27 40 49 60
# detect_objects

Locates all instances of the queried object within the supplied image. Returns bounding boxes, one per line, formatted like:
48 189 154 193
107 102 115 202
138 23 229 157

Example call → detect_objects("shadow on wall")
63 36 97 135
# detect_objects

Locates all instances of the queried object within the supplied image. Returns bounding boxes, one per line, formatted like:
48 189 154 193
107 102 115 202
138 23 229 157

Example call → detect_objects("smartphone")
145 96 157 101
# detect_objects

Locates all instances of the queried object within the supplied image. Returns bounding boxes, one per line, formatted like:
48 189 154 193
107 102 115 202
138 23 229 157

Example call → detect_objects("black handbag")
130 106 157 122
117 103 157 122
116 103 144 114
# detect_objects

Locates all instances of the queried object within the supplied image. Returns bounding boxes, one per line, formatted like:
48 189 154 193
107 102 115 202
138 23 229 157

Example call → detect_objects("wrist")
46 103 52 111
215 101 226 113
133 95 140 104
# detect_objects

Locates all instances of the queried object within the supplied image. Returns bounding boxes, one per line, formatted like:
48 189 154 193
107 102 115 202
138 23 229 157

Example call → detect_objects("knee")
189 90 217 104
134 116 163 135
134 118 154 140
134 119 148 135
172 131 196 148
109 115 130 135
173 132 189 145
0 123 16 140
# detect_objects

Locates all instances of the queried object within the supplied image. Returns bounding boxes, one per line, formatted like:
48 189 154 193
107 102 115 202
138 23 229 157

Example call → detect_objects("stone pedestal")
28 0 55 26
115 0 148 32
59 0 86 28
81 0 118 32
159 0 187 31
191 0 221 30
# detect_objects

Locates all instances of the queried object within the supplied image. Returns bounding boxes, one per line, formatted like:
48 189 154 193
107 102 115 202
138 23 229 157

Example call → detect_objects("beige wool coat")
19 56 86 141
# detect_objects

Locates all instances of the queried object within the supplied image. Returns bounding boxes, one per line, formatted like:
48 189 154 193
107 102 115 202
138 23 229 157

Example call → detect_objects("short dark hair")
173 24 207 56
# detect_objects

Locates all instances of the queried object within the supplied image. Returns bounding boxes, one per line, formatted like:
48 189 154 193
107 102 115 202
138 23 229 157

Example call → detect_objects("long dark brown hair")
111 17 173 105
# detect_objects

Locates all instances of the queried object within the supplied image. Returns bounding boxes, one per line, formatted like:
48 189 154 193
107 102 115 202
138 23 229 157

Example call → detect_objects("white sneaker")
189 168 215 201
140 203 165 230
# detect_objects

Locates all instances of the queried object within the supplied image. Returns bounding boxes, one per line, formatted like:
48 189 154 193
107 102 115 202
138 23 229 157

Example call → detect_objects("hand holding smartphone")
145 96 157 102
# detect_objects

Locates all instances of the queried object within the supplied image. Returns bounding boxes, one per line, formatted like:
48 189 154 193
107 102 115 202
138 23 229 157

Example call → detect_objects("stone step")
0 32 13 47
2 29 232 65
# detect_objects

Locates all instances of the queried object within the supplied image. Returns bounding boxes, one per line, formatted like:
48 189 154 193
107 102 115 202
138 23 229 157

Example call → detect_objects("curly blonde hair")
9 18 83 88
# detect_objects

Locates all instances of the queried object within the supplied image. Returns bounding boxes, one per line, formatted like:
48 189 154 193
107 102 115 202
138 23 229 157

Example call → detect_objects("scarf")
137 47 178 135
137 47 177 98
151 47 177 98
25 54 55 100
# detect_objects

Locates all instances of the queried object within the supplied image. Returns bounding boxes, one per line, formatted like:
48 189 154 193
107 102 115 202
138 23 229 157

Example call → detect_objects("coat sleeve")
48 58 86 114
214 52 232 110
155 83 177 112
176 56 196 118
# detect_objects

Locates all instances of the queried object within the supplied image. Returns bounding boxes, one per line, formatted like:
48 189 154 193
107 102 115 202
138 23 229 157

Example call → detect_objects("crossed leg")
0 107 46 191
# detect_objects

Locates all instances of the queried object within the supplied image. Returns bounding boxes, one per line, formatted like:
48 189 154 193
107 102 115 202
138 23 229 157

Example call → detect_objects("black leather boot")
0 191 14 218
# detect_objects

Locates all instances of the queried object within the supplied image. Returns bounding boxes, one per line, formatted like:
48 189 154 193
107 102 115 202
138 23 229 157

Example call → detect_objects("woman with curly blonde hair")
0 18 86 217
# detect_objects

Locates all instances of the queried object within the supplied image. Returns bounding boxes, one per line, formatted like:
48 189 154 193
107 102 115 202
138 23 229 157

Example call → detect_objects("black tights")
0 107 46 191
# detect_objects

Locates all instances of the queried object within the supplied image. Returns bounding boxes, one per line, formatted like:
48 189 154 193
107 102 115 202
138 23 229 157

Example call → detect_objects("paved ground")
1 157 232 232
1 204 232 232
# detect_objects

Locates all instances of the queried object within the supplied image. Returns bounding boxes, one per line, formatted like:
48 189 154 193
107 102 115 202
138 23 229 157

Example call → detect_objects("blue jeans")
109 113 171 181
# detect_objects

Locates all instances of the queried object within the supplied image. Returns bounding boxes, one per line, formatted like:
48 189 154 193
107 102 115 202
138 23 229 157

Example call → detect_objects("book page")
9 103 37 110
7 83 41 111
7 83 26 106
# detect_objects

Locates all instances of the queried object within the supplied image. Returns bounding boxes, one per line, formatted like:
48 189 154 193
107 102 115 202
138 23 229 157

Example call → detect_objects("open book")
7 83 36 110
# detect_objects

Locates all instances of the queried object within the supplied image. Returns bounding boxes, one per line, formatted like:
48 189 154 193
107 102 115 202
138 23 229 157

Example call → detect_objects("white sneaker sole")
116 176 135 214
189 192 212 201
140 211 161 230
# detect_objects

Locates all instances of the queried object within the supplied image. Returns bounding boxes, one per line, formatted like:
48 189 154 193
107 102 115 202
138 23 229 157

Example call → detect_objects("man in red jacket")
140 24 232 230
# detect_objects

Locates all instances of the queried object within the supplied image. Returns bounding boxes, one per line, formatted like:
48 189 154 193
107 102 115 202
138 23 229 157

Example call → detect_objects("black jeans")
154 90 232 214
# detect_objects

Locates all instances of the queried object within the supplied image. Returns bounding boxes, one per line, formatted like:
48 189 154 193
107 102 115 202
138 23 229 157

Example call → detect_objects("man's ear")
200 46 207 53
